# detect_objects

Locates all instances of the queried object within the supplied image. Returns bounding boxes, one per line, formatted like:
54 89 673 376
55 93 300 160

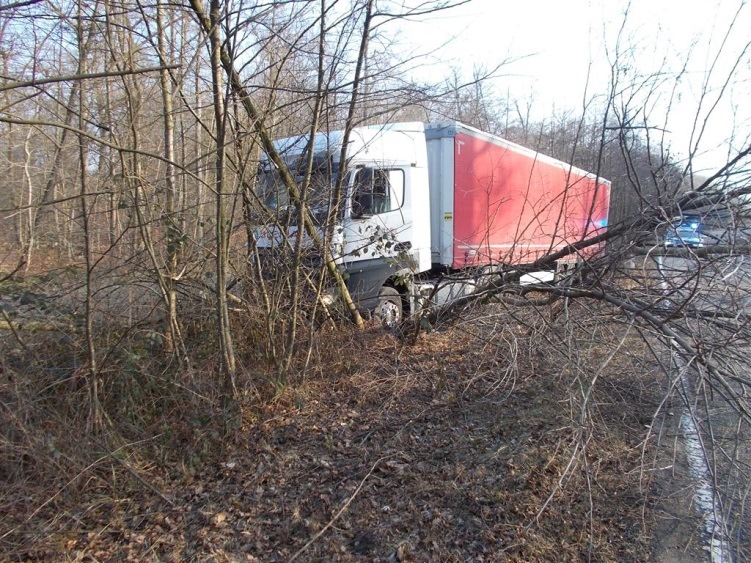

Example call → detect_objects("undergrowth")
1 271 666 560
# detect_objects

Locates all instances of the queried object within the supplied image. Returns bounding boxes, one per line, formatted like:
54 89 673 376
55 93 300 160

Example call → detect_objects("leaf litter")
2 302 680 561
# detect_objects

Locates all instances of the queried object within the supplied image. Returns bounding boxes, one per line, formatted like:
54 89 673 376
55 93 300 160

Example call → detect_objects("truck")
254 121 611 326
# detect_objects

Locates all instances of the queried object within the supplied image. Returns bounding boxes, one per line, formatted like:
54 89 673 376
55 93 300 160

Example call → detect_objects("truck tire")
375 287 403 329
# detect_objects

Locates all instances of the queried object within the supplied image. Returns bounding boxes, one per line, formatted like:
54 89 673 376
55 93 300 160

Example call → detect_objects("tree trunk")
77 0 101 431
156 0 186 362
208 0 239 412
188 0 365 330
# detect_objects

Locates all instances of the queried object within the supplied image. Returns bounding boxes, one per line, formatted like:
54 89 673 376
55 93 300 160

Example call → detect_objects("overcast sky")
401 0 750 172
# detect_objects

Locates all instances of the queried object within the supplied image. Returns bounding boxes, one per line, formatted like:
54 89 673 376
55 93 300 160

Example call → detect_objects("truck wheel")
375 287 403 329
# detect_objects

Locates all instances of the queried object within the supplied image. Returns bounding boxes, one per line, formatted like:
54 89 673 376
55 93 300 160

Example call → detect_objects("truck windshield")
258 168 290 211
257 154 338 223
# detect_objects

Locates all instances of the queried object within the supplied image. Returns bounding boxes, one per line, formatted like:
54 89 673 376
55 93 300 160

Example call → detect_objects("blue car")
665 216 706 248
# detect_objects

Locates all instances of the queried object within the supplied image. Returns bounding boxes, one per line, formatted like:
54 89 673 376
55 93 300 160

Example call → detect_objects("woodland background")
1 0 750 560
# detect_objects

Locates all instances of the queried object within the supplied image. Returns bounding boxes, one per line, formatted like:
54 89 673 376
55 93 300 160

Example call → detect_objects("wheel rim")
377 299 401 328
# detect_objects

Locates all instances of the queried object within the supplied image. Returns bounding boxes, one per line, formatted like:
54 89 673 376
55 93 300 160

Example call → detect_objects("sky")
400 0 751 173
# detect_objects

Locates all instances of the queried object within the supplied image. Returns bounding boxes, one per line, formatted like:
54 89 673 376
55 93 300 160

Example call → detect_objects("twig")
288 454 392 562
24 435 172 523
98 440 174 506
0 258 25 283
1 309 32 353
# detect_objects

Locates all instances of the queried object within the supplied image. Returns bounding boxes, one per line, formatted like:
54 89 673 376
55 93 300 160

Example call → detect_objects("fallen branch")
631 244 751 257
0 259 26 283
0 318 76 332
99 439 174 506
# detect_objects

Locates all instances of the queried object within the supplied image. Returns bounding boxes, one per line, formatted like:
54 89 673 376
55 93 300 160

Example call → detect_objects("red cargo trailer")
425 122 610 270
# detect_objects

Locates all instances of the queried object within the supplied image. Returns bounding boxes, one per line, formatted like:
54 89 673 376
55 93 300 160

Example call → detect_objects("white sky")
399 0 751 172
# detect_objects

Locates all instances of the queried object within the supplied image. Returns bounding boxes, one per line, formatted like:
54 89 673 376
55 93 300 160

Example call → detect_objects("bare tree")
2 1 750 558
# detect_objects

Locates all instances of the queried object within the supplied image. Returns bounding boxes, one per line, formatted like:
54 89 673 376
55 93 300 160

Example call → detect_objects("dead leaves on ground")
3 309 658 561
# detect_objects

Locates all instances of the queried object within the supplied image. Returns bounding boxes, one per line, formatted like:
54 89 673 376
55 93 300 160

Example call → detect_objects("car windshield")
665 215 705 247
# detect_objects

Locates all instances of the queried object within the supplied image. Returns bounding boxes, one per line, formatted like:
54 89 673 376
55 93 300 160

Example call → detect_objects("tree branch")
0 65 180 93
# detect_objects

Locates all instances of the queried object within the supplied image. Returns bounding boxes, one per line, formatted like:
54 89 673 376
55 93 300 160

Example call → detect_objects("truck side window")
351 167 404 217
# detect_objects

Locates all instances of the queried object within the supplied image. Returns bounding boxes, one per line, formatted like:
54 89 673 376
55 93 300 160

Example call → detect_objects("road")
646 251 751 562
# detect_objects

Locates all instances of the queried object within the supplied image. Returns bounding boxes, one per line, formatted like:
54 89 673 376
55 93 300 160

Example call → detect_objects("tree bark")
156 0 187 362
207 0 239 407
76 0 101 431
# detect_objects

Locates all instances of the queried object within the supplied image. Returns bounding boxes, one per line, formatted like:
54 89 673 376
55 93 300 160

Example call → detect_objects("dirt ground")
2 293 718 562
0 245 728 561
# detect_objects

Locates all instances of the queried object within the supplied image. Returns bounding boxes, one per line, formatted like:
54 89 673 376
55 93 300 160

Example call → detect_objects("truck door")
346 166 412 256
340 166 414 305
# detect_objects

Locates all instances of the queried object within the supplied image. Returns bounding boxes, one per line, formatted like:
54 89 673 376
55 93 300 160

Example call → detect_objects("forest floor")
0 250 711 561
1 331 709 561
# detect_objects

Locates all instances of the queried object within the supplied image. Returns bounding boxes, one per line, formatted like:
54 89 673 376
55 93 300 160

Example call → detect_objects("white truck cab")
255 123 432 320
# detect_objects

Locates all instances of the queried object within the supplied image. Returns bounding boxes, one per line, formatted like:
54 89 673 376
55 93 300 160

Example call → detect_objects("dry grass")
1 259 689 561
